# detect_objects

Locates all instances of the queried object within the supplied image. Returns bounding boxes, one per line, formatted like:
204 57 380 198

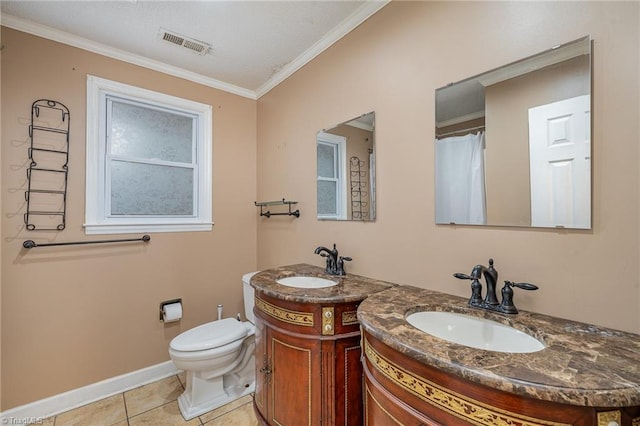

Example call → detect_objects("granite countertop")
357 285 640 408
250 263 396 304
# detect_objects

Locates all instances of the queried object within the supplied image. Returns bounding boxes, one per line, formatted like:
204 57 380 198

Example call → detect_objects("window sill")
84 222 213 235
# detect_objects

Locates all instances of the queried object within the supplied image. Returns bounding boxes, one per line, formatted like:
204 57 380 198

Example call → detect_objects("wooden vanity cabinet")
253 291 364 426
362 329 640 426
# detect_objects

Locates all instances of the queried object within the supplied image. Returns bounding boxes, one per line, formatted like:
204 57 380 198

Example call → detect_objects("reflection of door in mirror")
317 112 376 221
528 95 590 229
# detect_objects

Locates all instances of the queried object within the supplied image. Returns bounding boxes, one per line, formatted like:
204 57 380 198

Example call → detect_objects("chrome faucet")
314 243 351 275
454 259 538 314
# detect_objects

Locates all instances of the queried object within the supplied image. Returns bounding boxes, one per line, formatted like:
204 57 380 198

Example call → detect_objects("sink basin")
405 311 545 353
276 276 338 289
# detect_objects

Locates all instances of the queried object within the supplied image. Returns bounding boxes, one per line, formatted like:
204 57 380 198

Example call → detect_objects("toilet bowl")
169 272 258 420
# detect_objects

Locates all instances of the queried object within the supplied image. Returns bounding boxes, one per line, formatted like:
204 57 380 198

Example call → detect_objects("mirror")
317 112 376 221
435 36 591 229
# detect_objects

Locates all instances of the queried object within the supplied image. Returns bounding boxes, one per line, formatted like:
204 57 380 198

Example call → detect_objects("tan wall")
485 55 590 225
257 0 639 335
1 28 257 409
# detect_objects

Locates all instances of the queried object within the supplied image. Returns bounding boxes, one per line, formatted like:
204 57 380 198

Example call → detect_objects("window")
85 76 212 234
317 132 346 220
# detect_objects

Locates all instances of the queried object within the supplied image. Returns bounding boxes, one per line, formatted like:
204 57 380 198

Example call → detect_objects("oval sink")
276 276 338 289
406 311 545 353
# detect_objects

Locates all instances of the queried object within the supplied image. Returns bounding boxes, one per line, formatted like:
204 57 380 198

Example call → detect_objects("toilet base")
177 380 255 420
177 356 256 421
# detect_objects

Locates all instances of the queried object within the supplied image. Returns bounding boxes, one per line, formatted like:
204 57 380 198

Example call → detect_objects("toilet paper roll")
162 302 182 323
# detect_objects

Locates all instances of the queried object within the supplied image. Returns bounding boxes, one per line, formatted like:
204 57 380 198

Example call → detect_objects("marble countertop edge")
357 285 640 408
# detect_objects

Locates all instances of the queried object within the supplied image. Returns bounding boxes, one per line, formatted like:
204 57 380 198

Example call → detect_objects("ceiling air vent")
159 28 210 56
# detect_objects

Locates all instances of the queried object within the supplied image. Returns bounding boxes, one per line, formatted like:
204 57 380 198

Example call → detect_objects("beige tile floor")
39 373 258 425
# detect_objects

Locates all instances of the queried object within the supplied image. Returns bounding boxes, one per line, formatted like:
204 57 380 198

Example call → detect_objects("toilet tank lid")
243 271 260 284
170 318 248 352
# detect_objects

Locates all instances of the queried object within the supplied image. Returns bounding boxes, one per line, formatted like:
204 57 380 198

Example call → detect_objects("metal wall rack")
24 99 70 231
349 156 369 220
254 199 300 218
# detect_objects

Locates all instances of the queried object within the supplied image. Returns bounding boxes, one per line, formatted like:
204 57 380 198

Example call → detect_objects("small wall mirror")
435 36 591 229
317 112 376 221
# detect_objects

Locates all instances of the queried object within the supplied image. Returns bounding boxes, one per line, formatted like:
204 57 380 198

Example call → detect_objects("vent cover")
159 28 210 56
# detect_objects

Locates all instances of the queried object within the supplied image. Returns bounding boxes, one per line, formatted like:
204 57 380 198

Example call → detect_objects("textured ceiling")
1 1 387 98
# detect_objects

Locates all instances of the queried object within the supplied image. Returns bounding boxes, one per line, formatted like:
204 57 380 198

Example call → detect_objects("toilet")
169 272 258 420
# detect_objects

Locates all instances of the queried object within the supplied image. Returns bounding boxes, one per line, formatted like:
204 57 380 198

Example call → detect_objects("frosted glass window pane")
110 100 193 163
111 161 193 215
317 181 337 215
317 144 336 178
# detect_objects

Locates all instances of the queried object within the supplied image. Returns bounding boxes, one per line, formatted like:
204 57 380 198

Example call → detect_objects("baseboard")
1 361 179 422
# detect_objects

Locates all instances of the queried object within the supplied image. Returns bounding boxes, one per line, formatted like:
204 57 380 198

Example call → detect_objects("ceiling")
1 1 388 99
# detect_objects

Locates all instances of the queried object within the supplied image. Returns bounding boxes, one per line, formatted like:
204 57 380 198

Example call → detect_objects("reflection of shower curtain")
435 132 486 225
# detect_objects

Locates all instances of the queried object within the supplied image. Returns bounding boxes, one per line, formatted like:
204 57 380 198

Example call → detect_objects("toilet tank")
242 271 259 324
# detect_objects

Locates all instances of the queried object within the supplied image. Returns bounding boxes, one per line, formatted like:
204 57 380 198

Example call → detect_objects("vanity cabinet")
358 285 640 426
363 329 640 426
253 291 364 426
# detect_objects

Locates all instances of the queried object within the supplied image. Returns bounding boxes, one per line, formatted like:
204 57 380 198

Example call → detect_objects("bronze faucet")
454 259 538 314
314 243 351 275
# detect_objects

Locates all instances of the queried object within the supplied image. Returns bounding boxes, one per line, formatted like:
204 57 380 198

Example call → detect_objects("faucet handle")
453 273 483 306
453 273 473 280
508 282 539 291
337 256 351 275
499 281 538 314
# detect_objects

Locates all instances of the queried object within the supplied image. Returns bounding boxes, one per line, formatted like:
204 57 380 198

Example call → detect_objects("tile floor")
37 373 258 425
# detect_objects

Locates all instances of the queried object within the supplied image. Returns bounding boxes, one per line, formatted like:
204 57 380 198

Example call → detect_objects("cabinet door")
335 335 363 426
268 327 322 425
254 316 268 419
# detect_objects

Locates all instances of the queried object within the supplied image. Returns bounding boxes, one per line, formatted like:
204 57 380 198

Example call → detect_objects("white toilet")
169 272 258 420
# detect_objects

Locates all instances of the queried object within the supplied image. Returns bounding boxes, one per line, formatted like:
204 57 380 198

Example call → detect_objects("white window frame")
317 132 347 220
85 75 212 234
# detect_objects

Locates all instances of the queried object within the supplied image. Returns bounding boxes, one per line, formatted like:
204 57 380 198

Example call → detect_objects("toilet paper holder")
160 298 182 321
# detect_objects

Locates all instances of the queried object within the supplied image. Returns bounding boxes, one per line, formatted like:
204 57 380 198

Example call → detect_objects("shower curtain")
435 132 486 225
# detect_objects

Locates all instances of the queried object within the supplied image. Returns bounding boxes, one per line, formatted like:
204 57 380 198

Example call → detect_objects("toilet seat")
170 318 248 352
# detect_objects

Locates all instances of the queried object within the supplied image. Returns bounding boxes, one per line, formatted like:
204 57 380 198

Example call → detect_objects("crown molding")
1 14 257 100
255 0 390 99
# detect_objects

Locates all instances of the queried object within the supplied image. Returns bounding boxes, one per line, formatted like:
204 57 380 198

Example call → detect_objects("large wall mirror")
435 36 591 229
317 112 376 221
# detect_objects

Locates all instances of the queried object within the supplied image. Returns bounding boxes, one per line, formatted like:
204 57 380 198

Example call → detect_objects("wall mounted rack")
350 156 369 220
24 99 70 231
23 235 151 249
255 199 300 218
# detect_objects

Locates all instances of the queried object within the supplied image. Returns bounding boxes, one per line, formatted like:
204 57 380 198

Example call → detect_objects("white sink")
276 276 338 289
405 311 545 353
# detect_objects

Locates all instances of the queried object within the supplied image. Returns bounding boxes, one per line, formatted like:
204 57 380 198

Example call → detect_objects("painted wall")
1 28 257 409
257 1 639 336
